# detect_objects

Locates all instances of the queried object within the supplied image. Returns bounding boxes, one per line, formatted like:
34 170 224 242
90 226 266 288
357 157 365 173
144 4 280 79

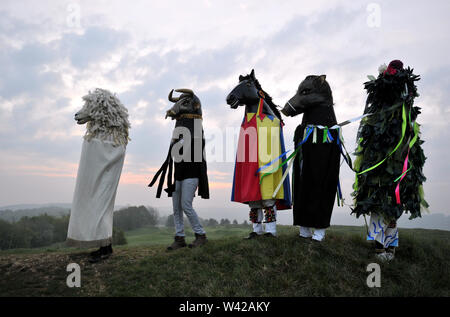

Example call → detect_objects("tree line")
0 205 245 250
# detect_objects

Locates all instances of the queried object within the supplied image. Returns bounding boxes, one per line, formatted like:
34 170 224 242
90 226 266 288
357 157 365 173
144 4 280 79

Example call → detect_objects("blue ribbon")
255 126 314 175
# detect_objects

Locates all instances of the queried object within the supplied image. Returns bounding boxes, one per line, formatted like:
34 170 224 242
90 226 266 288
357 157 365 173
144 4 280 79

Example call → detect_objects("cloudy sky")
0 0 449 227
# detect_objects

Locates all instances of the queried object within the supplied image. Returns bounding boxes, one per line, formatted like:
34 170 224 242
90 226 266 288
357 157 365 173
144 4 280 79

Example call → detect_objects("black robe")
292 106 340 229
149 117 209 199
173 117 209 199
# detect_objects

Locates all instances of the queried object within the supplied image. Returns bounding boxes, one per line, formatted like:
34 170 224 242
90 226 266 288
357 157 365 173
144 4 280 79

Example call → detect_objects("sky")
0 0 449 228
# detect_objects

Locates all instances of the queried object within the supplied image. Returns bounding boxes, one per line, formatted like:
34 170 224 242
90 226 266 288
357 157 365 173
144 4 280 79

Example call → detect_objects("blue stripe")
255 126 313 175
279 124 292 206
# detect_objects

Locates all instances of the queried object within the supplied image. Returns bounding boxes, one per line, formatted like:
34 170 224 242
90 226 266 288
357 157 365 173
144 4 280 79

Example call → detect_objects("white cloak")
67 138 126 248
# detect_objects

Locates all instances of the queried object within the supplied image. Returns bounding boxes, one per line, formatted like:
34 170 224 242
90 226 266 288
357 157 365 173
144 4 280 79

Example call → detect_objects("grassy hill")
0 225 449 297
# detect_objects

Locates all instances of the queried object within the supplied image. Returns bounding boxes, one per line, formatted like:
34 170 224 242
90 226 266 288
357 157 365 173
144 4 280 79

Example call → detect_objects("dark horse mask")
281 75 336 126
166 88 202 119
226 69 282 120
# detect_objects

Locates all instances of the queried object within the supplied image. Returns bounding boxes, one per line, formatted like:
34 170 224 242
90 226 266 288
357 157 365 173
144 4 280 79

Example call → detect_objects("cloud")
0 1 449 224
59 26 130 69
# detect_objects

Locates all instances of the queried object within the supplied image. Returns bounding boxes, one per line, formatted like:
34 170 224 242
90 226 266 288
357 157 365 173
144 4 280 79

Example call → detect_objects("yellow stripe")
256 115 284 200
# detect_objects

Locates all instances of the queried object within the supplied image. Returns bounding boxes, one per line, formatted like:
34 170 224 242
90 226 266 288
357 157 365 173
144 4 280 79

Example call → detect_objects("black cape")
292 108 340 229
149 117 209 199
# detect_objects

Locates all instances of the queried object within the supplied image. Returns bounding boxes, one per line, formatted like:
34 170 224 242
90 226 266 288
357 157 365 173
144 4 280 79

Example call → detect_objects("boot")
89 244 113 263
167 236 187 251
244 232 260 240
374 241 388 262
188 233 208 248
385 246 396 261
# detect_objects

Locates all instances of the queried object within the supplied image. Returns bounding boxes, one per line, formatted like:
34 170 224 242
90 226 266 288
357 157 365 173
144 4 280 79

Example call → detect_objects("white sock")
299 226 313 238
265 221 277 236
312 228 326 241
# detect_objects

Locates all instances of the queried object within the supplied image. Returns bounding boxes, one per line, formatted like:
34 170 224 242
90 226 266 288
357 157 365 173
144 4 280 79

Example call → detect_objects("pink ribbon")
395 151 410 204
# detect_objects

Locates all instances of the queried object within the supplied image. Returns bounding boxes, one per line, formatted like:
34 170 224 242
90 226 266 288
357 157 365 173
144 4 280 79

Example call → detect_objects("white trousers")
367 213 399 248
299 226 326 241
249 200 277 235
252 209 277 235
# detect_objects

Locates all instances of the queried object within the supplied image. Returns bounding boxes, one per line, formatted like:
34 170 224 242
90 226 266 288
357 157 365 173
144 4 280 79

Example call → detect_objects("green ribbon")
323 127 328 143
356 102 408 176
409 121 419 148
393 167 412 182
259 146 299 184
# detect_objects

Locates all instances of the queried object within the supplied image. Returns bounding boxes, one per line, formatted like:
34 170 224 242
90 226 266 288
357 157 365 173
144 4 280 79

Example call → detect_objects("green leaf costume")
352 60 428 223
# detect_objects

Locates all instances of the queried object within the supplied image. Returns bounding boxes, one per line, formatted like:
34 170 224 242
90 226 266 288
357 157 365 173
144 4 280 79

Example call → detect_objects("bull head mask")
165 88 202 119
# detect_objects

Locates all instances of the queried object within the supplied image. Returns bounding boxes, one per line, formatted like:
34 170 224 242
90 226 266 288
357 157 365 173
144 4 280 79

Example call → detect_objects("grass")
0 225 449 297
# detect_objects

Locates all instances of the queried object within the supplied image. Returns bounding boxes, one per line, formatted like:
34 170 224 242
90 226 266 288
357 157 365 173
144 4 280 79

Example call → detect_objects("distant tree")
242 220 248 226
113 227 127 245
206 218 218 227
232 219 238 225
0 219 13 249
220 218 231 226
17 215 54 248
113 206 159 231
146 206 159 226
51 215 70 242
165 214 189 228
166 214 175 227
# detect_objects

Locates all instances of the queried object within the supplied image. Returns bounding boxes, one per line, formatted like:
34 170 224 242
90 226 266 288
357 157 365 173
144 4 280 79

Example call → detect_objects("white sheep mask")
75 88 130 146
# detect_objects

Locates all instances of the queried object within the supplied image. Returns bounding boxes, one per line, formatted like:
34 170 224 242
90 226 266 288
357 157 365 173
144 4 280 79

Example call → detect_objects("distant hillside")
0 203 72 211
0 204 135 223
0 206 70 222
0 226 448 297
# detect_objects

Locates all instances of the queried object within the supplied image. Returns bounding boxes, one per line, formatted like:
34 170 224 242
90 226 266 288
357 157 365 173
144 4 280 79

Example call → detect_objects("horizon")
1 202 449 232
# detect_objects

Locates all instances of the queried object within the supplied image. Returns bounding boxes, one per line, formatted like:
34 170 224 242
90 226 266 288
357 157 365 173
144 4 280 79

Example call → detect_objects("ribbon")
255 103 403 177
356 103 407 176
259 126 313 183
395 151 410 204
323 127 329 143
272 151 296 198
337 178 343 207
394 120 419 204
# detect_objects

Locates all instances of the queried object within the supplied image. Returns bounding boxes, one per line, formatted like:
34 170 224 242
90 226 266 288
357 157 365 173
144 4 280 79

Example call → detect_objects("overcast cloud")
0 0 449 229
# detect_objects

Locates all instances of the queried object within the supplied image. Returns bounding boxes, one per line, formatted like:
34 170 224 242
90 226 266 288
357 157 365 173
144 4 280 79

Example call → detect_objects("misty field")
0 225 449 297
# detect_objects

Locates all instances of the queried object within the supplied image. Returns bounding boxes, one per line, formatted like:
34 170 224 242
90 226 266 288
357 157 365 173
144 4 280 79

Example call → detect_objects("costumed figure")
352 60 428 261
281 75 341 242
67 88 130 263
149 88 209 250
226 70 291 238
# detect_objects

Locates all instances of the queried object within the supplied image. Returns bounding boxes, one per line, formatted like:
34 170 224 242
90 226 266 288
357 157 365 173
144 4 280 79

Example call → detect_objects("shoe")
385 247 395 261
89 244 113 263
89 248 102 257
101 244 113 259
188 233 208 248
167 236 187 251
374 251 389 262
312 229 326 242
244 232 260 240
384 252 395 261
298 235 311 241
264 233 276 238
